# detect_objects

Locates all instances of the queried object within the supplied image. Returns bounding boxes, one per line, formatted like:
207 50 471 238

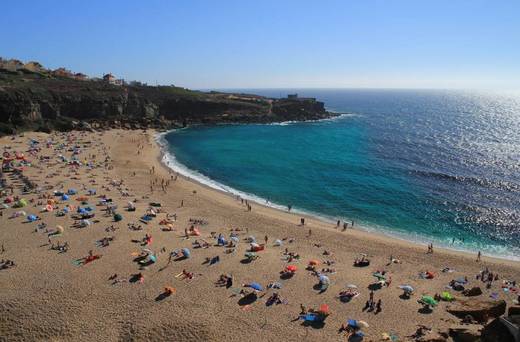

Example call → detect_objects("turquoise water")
161 89 520 259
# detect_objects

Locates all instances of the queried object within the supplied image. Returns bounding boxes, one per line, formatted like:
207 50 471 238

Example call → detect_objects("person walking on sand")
477 251 481 262
264 235 268 246
375 299 382 314
336 220 340 228
300 217 305 226
308 229 312 237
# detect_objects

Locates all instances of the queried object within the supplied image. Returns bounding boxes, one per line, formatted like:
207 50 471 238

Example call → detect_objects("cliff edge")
0 62 334 135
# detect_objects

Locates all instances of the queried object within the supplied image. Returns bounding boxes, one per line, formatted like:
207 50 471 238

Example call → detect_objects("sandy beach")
1 129 518 342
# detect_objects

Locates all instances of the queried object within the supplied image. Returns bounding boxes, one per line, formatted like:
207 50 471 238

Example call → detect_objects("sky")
1 0 520 90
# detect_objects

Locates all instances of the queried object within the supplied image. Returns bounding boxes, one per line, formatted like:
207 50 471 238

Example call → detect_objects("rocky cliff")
0 68 333 135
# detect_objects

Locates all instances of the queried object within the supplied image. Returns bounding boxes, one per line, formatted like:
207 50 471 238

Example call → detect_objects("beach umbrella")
273 239 283 246
27 214 38 222
399 285 414 293
357 320 369 328
347 319 359 329
319 274 330 284
56 225 64 234
67 189 77 195
149 254 157 263
420 295 438 307
286 265 297 273
15 199 28 207
113 213 123 222
247 236 256 243
81 219 91 227
346 284 358 289
309 260 320 266
441 291 453 301
4 196 13 203
455 277 467 284
350 332 365 342
373 272 386 281
2 204 9 209
230 236 239 243
61 194 69 201
245 252 257 259
181 248 191 258
249 282 263 291
318 304 330 315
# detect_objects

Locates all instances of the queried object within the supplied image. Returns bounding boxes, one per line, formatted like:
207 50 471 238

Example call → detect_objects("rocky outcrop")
0 69 334 135
448 324 482 342
446 299 507 323
481 318 515 342
462 287 483 297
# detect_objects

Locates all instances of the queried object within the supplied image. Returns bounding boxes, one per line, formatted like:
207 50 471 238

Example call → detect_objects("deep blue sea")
160 89 520 259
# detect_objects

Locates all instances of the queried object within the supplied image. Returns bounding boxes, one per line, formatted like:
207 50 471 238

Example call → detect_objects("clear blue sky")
2 0 519 90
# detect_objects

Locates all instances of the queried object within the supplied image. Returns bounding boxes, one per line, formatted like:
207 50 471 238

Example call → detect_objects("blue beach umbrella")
399 285 414 293
27 214 38 222
181 248 191 258
319 274 330 284
249 282 263 291
347 319 359 328
61 194 69 201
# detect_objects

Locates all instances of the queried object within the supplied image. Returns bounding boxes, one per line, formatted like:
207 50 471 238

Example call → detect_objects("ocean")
159 89 520 260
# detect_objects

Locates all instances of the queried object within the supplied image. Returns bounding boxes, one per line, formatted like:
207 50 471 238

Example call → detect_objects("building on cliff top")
52 67 74 78
74 72 88 81
286 93 316 102
103 73 116 84
23 61 45 73
0 59 25 71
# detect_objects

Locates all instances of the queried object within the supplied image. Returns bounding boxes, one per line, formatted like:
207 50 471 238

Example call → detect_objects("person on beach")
476 251 481 262
376 299 382 313
336 220 340 228
300 217 305 226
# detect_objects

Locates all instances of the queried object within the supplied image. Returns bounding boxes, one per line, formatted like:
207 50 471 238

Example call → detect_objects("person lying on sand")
321 268 336 274
177 269 194 280
215 274 233 288
0 259 16 270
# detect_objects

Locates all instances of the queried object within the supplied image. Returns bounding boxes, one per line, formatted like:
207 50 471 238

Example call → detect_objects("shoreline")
154 129 519 266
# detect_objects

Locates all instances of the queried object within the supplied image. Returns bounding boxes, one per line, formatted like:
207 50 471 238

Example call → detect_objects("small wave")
266 113 357 126
412 169 520 193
